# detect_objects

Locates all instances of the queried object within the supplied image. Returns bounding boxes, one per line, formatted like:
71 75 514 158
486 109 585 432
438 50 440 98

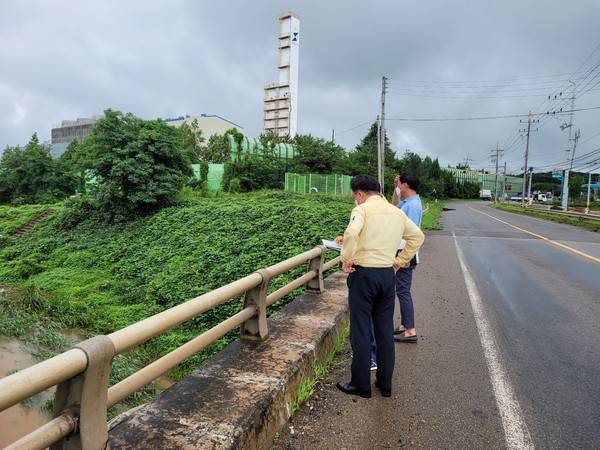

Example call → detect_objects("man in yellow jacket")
335 174 424 398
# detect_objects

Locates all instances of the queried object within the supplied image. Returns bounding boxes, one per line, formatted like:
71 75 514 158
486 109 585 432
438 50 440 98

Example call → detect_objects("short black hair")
350 174 380 193
399 173 420 191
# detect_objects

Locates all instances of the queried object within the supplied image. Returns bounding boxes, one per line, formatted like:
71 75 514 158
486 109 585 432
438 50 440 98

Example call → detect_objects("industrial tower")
263 12 299 138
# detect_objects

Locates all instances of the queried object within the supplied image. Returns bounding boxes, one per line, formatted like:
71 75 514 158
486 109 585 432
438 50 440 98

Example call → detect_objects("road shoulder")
274 233 506 449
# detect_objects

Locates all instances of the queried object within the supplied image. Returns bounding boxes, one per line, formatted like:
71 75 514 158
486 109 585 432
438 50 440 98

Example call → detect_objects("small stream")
0 339 52 447
1 336 175 447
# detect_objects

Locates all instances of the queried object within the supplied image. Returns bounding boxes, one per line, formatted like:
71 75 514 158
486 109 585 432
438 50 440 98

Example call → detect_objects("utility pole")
519 114 538 206
502 161 508 202
561 81 577 210
376 113 380 181
527 167 534 204
520 115 532 207
463 155 471 168
563 128 580 209
585 171 592 214
491 143 503 203
378 76 387 191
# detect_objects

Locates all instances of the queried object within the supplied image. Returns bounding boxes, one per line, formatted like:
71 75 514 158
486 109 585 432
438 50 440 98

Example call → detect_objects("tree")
86 110 193 221
223 155 281 192
568 174 584 200
220 132 293 192
288 134 346 174
202 128 243 163
0 134 73 204
176 119 204 165
343 122 396 193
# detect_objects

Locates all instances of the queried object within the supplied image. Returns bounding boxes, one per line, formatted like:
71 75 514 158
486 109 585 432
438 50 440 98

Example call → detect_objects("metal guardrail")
525 204 600 221
0 246 341 450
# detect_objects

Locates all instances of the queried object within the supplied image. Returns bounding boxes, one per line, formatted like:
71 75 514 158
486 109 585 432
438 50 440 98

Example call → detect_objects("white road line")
453 232 534 450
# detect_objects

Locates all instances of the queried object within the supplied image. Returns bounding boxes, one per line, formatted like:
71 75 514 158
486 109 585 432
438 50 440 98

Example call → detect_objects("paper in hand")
322 239 342 251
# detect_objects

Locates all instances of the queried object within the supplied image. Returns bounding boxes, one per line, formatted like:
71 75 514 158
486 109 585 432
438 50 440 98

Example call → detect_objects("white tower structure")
263 12 299 138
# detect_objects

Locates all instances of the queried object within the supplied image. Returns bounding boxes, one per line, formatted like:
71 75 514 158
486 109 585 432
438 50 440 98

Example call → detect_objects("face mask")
395 187 401 196
354 200 359 206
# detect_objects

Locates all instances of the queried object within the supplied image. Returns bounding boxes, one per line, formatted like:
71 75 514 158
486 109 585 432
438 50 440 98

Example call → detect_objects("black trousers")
347 266 395 391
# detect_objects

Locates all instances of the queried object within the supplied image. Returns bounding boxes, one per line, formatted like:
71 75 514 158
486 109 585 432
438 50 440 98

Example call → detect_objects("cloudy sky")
2 0 599 175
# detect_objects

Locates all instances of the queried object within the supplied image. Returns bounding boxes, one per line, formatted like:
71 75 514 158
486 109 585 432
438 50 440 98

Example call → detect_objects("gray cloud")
1 0 599 174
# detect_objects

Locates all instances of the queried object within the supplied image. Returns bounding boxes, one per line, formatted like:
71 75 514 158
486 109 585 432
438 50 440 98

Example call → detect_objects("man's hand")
342 261 355 273
334 235 344 246
393 262 410 272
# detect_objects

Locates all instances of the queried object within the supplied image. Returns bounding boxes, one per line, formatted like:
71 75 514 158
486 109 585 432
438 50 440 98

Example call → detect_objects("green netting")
207 164 224 191
190 164 202 180
227 136 296 160
284 173 352 196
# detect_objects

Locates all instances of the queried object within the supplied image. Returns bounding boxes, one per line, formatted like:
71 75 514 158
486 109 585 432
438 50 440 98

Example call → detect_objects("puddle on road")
0 339 52 448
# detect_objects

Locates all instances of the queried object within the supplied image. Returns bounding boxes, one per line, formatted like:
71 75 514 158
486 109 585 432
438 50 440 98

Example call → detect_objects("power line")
336 118 377 136
384 106 600 122
386 72 580 84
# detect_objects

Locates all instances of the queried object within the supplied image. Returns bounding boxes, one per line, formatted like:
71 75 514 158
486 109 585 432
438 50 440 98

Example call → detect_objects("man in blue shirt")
391 173 423 343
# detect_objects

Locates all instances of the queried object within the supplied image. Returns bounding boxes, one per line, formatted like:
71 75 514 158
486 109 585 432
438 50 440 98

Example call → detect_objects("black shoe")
336 382 371 398
394 333 418 343
393 329 407 335
375 380 392 398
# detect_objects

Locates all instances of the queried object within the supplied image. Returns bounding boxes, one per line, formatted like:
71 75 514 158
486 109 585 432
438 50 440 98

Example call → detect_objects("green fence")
284 173 352 196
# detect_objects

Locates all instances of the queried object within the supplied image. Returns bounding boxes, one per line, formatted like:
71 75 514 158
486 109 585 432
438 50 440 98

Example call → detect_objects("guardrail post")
51 335 115 450
240 269 271 341
306 246 325 292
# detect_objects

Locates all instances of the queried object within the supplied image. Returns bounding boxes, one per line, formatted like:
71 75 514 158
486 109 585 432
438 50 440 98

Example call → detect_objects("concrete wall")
108 271 348 449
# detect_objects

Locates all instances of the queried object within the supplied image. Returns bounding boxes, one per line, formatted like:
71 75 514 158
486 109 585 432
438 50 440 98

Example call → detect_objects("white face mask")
395 187 401 196
354 200 359 206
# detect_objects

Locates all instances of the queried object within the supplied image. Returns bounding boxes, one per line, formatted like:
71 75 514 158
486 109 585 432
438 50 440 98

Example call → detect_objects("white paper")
322 239 342 251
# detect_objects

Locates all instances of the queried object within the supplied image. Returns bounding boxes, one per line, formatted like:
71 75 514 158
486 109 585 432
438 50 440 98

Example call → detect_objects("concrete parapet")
108 271 349 449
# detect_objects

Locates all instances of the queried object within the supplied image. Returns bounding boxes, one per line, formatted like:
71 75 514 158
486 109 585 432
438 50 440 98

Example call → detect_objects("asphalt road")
441 201 600 449
275 201 600 450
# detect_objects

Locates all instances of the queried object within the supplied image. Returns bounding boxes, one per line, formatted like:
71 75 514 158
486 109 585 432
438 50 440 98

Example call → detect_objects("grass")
289 321 350 416
422 199 444 230
0 204 60 237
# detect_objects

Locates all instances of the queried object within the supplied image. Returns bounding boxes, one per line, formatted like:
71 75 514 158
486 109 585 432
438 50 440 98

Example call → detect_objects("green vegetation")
0 193 353 408
1 111 485 213
0 191 442 414
289 322 350 416
0 134 74 205
492 203 600 232
0 107 448 415
422 200 444 230
0 204 61 236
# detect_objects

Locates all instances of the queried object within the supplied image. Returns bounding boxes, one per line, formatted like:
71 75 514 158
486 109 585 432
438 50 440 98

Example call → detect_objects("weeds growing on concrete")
289 321 350 416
